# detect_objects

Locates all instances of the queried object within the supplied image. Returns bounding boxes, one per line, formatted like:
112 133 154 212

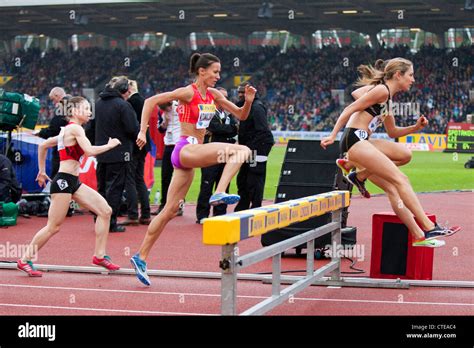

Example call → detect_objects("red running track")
0 192 472 316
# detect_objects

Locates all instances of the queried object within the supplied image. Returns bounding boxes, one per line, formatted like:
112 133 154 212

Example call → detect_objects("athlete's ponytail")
355 64 385 86
374 59 386 71
189 52 220 75
356 57 412 86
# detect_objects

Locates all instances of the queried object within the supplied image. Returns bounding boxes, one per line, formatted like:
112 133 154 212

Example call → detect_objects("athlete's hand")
36 171 51 188
136 130 147 150
108 137 121 148
321 135 336 149
244 85 257 103
416 115 428 130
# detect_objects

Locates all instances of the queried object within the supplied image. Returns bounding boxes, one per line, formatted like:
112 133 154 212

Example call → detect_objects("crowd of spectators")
135 46 280 98
253 44 473 134
1 44 472 134
1 47 154 124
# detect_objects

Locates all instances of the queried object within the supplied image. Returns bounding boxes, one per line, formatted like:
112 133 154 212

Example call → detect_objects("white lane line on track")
0 303 216 316
1 283 473 307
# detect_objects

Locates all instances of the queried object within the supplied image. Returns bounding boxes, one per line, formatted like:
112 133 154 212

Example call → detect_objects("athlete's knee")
47 223 61 235
393 172 410 186
399 149 412 165
238 145 252 161
383 182 398 196
162 201 182 219
97 204 112 218
160 208 175 221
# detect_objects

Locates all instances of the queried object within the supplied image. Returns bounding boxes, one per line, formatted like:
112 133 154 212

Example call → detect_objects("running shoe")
424 224 461 240
130 253 151 286
412 238 446 248
336 158 352 175
17 259 42 277
209 193 240 206
346 171 371 198
92 255 120 271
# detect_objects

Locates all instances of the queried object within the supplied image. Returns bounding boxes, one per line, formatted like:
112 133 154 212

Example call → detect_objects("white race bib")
368 116 382 133
354 129 369 141
186 136 198 145
196 104 216 129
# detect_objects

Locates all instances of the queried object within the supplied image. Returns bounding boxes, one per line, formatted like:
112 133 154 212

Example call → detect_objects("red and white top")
178 84 216 129
57 122 84 162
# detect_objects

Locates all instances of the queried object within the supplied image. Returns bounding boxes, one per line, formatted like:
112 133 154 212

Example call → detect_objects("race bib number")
368 116 382 133
57 179 69 191
186 136 198 145
196 104 216 129
354 129 369 141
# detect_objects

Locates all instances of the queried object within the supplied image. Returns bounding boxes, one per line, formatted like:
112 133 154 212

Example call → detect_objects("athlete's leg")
368 174 424 239
21 193 71 262
137 168 194 260
73 184 112 258
348 140 435 232
180 142 251 193
356 139 412 181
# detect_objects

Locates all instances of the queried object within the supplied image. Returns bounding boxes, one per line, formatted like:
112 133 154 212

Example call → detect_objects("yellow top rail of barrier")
203 190 350 246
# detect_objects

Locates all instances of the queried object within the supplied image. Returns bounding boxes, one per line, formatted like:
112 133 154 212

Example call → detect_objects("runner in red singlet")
131 53 256 286
18 96 122 277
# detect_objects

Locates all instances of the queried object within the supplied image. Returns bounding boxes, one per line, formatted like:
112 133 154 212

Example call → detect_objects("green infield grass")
149 146 473 204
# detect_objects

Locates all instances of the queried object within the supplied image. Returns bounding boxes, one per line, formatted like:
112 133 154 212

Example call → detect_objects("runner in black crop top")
321 57 459 248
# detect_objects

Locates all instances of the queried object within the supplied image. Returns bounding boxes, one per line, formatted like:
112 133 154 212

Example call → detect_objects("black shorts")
50 172 82 195
340 128 370 155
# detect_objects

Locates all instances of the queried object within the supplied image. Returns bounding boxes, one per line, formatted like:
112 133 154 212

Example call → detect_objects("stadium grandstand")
1 1 474 340
0 0 473 132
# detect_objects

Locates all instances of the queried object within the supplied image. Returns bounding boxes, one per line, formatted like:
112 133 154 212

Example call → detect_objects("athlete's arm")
137 87 193 149
209 85 256 121
351 85 372 100
383 114 428 138
321 84 388 149
71 124 121 157
36 136 59 186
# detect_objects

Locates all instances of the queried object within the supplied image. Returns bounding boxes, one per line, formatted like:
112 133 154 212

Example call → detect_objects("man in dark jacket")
234 84 274 211
95 76 139 232
196 88 238 223
119 80 151 226
33 87 70 178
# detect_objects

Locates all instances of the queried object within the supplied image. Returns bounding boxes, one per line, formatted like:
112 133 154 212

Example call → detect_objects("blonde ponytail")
355 64 385 86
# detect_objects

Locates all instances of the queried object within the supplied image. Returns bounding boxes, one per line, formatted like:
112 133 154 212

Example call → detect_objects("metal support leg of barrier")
220 244 238 316
241 261 339 315
272 253 281 297
306 239 314 277
330 210 342 281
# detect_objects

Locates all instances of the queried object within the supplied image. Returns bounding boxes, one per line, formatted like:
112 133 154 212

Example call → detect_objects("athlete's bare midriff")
180 122 206 144
346 110 375 135
58 160 81 176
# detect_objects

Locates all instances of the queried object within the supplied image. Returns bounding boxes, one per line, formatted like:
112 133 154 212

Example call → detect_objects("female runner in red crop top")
18 96 122 277
131 53 256 285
